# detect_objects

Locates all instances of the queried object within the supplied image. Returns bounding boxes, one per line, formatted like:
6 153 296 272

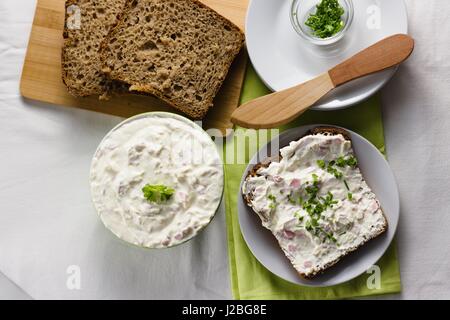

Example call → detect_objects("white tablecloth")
0 0 449 299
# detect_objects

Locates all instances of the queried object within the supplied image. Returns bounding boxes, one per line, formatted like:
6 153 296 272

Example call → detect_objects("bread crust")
243 126 388 279
99 0 245 119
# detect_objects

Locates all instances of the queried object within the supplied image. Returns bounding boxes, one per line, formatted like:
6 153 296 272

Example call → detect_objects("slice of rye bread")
99 0 245 119
62 0 128 98
243 126 388 279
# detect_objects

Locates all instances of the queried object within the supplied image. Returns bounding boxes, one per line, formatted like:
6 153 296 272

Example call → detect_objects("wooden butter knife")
231 34 414 129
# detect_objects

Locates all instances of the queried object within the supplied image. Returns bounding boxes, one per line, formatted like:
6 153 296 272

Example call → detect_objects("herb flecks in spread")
242 133 387 277
299 156 358 243
142 184 175 203
305 0 345 39
268 194 278 210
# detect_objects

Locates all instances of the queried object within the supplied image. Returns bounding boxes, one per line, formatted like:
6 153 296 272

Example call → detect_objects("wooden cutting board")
20 0 249 134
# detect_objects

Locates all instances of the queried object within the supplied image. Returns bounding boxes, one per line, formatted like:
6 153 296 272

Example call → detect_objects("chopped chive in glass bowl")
290 0 354 46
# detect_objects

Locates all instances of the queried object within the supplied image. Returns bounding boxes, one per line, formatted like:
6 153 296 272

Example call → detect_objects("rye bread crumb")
99 0 245 119
62 0 128 97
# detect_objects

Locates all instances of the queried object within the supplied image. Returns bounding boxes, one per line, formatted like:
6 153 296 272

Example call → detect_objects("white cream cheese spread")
242 133 387 278
90 113 224 248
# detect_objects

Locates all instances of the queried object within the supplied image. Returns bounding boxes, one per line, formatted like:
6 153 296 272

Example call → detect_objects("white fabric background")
0 0 449 299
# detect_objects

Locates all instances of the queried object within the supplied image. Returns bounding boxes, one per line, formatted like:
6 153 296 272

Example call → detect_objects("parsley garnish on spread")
142 184 175 203
305 0 345 39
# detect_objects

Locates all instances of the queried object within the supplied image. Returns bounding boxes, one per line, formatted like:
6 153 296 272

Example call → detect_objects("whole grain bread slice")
100 0 245 119
62 0 127 98
243 126 388 279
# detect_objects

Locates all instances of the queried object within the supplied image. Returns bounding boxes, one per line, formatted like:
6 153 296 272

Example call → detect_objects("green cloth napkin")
223 64 402 300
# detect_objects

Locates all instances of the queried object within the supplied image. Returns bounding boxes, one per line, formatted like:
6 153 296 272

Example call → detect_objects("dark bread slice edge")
243 126 389 280
98 0 245 119
61 0 129 99
61 0 92 97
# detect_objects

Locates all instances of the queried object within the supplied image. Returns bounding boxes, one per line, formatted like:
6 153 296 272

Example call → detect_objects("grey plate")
237 125 400 287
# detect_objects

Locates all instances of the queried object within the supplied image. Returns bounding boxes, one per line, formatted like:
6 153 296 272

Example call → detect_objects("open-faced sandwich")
242 127 388 279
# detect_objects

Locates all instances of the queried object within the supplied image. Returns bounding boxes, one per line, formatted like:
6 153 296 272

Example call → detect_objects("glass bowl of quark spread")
290 0 354 46
89 112 224 249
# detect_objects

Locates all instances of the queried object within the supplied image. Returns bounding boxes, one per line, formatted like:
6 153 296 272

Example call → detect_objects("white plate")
246 0 408 110
237 125 400 287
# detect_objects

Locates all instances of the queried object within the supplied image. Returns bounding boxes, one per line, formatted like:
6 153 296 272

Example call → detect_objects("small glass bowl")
290 0 354 46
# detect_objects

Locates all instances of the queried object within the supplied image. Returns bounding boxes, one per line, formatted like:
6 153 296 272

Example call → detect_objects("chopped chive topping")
314 227 338 244
327 164 343 179
305 0 345 39
335 155 358 168
346 156 358 167
287 165 359 244
306 185 319 200
336 156 346 168
312 173 319 183
319 156 358 180
294 211 304 222
327 233 338 243
296 174 339 244
317 160 326 169
344 180 350 191
322 192 339 208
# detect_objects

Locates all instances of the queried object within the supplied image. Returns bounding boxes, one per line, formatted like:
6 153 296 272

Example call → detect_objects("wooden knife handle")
328 34 414 87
